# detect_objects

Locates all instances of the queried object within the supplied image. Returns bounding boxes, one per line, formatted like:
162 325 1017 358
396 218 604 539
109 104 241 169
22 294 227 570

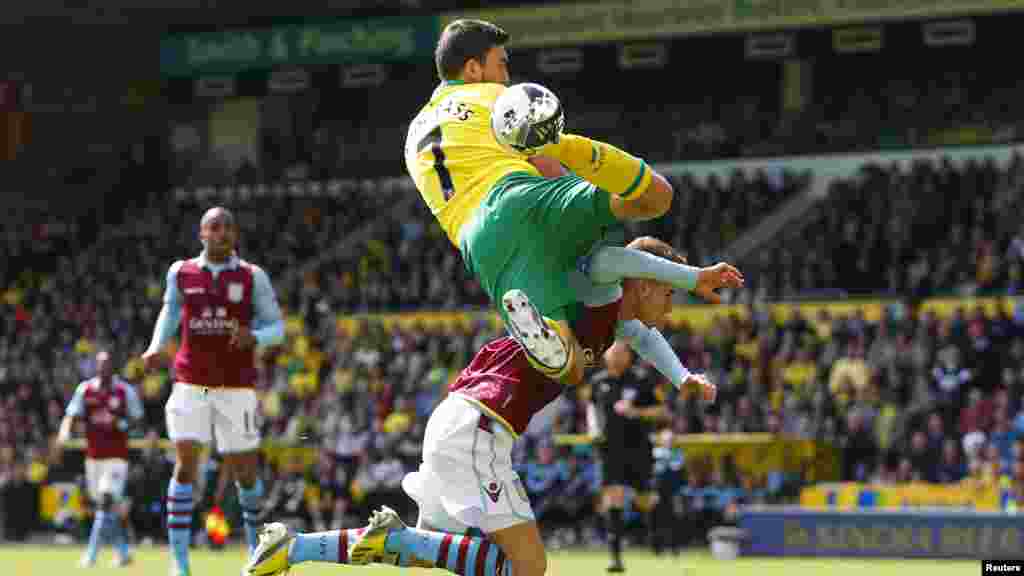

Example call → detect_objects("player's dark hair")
435 19 509 81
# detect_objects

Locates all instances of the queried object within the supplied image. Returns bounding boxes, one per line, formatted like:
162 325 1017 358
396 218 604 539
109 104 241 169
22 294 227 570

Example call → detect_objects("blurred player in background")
244 236 717 576
58 349 144 568
142 206 284 576
402 18 742 390
590 341 671 572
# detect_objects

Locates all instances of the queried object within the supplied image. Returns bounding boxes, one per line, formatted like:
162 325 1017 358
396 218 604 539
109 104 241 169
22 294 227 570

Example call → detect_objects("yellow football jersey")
403 80 540 245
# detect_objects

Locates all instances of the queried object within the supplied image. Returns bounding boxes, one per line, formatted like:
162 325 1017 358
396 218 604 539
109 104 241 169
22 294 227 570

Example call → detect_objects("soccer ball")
491 83 565 155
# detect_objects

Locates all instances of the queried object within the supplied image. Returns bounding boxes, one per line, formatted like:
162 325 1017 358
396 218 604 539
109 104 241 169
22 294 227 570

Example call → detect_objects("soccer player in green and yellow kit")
403 19 742 386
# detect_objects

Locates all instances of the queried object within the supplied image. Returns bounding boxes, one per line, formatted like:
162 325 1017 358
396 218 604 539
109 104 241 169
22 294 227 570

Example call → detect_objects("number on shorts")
244 410 250 434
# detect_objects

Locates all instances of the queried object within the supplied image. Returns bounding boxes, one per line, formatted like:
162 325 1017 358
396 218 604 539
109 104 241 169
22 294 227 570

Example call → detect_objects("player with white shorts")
142 207 284 576
165 383 261 455
58 350 144 568
402 393 535 535
84 458 131 502
244 237 722 576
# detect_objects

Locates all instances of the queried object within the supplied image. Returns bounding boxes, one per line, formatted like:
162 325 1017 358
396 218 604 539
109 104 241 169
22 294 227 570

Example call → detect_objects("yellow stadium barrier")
330 296 1020 334
554 433 840 482
800 481 1003 512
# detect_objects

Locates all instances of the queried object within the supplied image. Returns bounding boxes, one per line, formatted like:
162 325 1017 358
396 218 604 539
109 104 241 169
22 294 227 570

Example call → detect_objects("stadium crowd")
154 31 1024 190
3 254 1024 547
3 144 1024 546
746 153 1024 301
4 29 1024 550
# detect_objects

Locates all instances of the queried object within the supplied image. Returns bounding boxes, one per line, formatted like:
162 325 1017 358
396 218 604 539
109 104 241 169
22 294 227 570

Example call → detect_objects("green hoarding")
160 15 440 77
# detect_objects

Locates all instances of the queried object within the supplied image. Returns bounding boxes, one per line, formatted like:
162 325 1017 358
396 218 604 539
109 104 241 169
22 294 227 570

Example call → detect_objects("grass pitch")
6 543 979 576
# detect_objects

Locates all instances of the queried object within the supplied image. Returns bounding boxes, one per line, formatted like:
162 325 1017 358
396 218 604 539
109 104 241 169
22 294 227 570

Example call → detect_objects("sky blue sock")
289 528 367 564
237 478 264 554
166 480 193 576
384 528 512 576
112 516 130 559
586 246 699 290
84 511 109 563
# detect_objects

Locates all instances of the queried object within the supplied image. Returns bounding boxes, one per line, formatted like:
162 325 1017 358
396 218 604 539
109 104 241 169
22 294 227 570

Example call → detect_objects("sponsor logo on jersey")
188 315 240 335
228 282 244 303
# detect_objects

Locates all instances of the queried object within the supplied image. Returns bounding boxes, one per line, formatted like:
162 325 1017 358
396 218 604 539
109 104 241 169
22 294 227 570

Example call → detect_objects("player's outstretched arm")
615 320 716 402
142 262 183 369
583 246 744 302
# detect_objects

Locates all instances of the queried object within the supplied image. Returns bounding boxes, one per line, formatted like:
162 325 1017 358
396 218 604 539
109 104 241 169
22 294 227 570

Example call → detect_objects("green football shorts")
460 171 619 324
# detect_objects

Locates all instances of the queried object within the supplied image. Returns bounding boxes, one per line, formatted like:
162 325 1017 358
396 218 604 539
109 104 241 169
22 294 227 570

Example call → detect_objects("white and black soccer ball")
491 83 565 155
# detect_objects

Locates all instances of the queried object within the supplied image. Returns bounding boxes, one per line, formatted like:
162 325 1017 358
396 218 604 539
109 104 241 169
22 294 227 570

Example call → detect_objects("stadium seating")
5 26 1024 546
746 153 1024 300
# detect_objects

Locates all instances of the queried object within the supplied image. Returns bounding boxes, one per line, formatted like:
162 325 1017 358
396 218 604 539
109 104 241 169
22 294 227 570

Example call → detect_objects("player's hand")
694 263 744 304
683 373 717 404
230 327 257 350
141 350 162 372
613 399 633 418
56 430 70 448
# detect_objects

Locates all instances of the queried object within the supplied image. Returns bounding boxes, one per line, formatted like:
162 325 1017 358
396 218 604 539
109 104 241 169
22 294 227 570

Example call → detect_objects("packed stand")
0 182 404 538
295 165 811 316
163 18 1024 192
6 260 1024 545
745 152 1024 301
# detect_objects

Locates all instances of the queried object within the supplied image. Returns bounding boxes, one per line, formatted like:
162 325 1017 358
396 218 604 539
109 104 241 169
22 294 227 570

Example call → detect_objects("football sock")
166 480 193 576
289 528 368 564
113 516 131 560
384 528 514 576
237 478 265 554
84 510 110 564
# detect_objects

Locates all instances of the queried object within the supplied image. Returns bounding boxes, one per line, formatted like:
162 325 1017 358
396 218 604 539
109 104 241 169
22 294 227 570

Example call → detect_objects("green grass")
6 544 980 576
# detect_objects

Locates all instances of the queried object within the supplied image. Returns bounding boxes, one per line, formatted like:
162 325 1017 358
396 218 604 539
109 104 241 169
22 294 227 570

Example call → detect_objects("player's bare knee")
234 467 258 488
511 550 548 576
173 459 198 485
226 451 260 487
531 552 550 576
173 441 200 484
173 467 195 485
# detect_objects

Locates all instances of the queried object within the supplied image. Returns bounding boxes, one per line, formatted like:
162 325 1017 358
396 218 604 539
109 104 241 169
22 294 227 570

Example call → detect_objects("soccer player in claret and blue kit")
142 207 285 576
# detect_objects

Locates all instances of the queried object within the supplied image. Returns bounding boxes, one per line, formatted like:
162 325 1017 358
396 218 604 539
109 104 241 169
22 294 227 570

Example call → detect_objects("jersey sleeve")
616 320 691 389
250 266 285 347
123 382 145 420
145 261 184 355
568 267 622 308
65 382 88 418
